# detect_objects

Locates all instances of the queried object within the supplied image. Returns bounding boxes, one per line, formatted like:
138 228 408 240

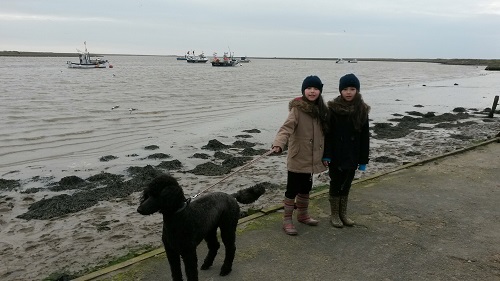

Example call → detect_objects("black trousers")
329 167 356 197
285 171 312 199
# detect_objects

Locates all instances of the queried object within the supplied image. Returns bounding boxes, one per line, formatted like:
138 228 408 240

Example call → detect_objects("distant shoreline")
0 51 498 69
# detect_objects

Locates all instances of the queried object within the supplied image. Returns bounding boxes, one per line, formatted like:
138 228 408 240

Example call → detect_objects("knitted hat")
301 75 323 95
339 73 360 92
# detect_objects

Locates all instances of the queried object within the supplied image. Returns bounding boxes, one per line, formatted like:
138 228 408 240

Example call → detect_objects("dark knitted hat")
339 73 360 92
301 75 323 95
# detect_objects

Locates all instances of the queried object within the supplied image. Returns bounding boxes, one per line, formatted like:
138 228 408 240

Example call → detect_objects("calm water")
0 56 483 182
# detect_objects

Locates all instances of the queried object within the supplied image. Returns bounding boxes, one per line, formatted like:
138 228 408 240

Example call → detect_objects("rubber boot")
282 197 298 235
296 193 319 226
339 195 355 226
329 196 343 228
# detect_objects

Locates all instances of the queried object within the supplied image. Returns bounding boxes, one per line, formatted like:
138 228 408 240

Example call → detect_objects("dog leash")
190 149 274 199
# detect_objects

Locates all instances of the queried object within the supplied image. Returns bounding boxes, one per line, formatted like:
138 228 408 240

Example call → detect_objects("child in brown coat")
272 75 329 235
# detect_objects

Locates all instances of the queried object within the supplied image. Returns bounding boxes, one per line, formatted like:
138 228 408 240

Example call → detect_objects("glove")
358 164 366 171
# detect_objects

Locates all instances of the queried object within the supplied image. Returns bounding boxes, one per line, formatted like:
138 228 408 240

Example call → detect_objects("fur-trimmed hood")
327 94 370 132
289 97 321 120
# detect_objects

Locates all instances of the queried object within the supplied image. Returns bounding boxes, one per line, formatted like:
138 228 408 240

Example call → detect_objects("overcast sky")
1 0 499 58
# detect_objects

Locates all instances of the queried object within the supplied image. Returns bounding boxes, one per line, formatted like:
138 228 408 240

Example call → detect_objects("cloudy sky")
1 0 499 58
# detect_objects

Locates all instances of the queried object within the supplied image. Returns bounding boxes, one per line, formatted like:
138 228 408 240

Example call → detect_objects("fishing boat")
66 42 112 69
348 59 358 63
211 52 239 67
186 52 208 63
335 58 345 64
239 56 251 63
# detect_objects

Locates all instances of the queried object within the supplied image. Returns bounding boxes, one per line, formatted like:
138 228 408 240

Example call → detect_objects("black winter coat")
323 111 370 170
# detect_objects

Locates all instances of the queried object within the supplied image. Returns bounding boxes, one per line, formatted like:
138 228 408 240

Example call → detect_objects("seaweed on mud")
156 160 183 170
232 140 256 148
144 145 159 150
0 179 20 191
145 153 171 160
241 147 269 156
99 155 118 162
191 153 210 159
188 163 231 176
222 157 251 169
214 151 232 160
374 111 475 139
49 176 92 192
235 134 253 138
372 123 413 139
87 173 124 185
242 129 261 133
18 166 165 220
202 139 230 151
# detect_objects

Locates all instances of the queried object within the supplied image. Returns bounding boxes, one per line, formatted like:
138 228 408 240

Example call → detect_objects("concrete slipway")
74 138 500 281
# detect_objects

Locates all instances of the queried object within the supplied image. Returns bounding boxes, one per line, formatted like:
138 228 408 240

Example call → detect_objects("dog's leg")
165 247 184 281
182 249 199 281
201 227 220 270
219 224 237 276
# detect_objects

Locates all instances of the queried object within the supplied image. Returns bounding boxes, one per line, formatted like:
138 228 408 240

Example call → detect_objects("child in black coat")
323 73 370 227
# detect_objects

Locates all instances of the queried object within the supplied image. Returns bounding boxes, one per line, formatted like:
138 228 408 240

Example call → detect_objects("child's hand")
358 164 366 171
322 157 331 167
272 146 282 154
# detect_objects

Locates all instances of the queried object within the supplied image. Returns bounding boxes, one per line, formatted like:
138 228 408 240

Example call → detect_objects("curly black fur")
137 174 265 281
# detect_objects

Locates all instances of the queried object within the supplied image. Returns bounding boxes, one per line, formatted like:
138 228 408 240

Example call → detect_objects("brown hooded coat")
273 98 327 174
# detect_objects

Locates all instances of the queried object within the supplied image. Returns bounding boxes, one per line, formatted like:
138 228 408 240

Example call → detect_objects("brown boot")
329 196 343 228
339 196 355 226
282 197 298 235
296 193 319 226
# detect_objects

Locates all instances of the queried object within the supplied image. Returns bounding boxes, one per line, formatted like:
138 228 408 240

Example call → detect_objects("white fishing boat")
66 42 112 69
186 52 208 63
335 58 345 64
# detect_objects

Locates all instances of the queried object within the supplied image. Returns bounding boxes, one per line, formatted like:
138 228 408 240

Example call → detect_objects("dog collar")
175 198 191 214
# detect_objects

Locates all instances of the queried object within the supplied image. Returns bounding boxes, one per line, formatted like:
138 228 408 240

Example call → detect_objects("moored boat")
239 56 250 63
187 52 208 63
66 42 112 69
211 52 239 67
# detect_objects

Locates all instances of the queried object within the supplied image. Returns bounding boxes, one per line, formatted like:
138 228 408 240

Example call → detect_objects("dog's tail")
231 183 266 204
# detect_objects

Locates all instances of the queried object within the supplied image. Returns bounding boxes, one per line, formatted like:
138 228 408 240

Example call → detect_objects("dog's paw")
219 265 232 276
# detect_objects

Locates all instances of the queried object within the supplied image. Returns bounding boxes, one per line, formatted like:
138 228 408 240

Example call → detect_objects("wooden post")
488 95 499 118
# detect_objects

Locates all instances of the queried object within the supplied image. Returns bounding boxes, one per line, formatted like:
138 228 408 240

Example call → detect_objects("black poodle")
137 174 265 281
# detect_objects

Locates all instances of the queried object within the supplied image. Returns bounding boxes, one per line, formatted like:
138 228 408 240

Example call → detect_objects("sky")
1 0 499 59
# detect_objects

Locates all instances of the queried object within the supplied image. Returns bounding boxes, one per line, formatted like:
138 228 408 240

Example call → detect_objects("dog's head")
137 174 187 215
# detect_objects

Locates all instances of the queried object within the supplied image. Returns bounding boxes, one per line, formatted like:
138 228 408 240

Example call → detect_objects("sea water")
0 56 487 183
